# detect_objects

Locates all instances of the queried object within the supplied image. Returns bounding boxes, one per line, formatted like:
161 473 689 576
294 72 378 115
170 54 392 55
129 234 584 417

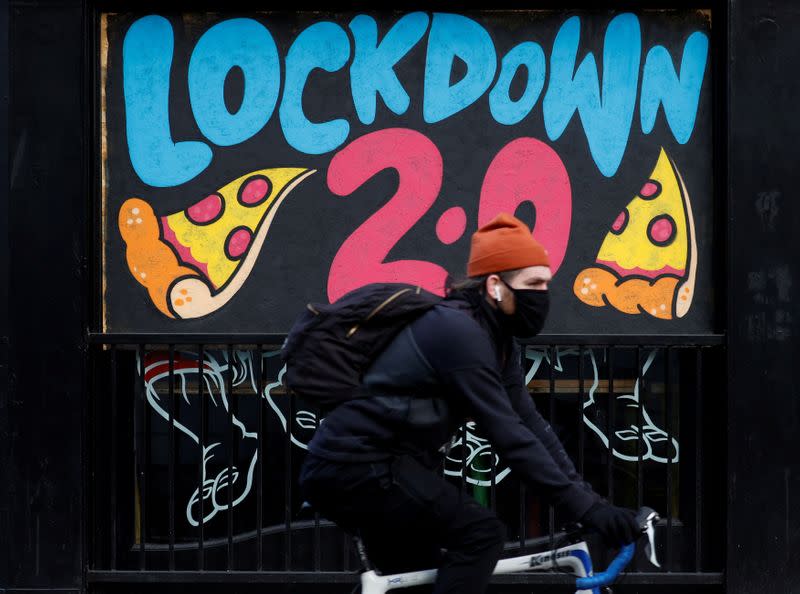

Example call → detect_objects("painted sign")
100 10 714 334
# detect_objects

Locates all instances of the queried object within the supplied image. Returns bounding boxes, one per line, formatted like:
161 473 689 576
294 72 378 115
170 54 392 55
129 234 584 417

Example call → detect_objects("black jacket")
307 292 599 520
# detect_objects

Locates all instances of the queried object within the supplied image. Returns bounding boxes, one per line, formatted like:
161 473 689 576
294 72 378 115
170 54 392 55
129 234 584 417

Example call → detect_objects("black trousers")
299 453 506 594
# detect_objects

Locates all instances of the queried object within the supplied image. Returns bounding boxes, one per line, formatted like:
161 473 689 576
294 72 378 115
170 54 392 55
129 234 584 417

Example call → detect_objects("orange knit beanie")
467 213 550 277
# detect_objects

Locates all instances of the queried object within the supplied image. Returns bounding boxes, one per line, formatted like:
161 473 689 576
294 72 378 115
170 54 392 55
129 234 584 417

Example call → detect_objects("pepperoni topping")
239 176 272 206
186 193 223 225
647 214 676 246
226 227 253 260
610 208 629 235
639 180 662 200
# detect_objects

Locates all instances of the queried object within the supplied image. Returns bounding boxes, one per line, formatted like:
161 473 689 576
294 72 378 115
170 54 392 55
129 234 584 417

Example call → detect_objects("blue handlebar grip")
575 543 635 589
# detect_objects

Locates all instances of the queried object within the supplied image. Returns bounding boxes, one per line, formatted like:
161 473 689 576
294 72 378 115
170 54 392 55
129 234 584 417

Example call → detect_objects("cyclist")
299 213 639 594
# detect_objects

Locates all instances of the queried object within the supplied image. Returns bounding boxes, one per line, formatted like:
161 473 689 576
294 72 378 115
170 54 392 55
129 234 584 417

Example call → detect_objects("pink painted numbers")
326 129 572 302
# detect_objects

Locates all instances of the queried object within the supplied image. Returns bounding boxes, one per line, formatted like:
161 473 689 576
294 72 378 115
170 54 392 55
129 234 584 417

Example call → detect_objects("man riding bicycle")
299 213 639 594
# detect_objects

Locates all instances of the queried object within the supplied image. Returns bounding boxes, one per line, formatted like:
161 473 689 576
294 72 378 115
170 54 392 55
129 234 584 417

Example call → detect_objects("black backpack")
281 284 441 411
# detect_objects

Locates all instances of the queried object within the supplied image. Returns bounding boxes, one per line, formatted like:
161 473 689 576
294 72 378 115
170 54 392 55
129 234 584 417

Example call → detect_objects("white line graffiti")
264 364 318 450
447 346 681 489
525 347 680 464
138 344 678 528
444 421 512 487
139 349 319 528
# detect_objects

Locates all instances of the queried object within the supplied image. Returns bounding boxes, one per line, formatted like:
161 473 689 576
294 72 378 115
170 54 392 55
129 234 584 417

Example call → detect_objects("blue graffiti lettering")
349 12 429 125
489 41 546 125
121 13 709 188
640 31 709 143
188 18 280 147
123 16 212 188
279 21 351 154
423 13 497 123
543 14 641 178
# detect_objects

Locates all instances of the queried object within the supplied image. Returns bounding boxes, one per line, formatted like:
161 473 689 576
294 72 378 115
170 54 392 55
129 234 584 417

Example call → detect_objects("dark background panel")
727 0 800 592
0 0 10 587
100 10 715 335
5 0 86 590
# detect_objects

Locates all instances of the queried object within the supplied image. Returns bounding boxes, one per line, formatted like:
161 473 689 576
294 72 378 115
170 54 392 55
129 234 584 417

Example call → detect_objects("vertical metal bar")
489 444 496 513
109 345 117 569
198 344 205 570
636 347 644 509
168 345 176 570
343 384 351 569
695 347 703 572
634 346 644 574
665 346 673 572
138 343 147 570
90 345 99 570
461 424 467 495
343 531 352 571
284 390 294 571
607 347 615 503
577 346 585 476
314 409 321 572
548 345 556 547
227 345 235 570
518 482 526 549
256 346 264 571
519 347 527 548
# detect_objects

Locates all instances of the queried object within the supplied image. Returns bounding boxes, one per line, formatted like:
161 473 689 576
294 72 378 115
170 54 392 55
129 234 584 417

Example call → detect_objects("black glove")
580 502 640 547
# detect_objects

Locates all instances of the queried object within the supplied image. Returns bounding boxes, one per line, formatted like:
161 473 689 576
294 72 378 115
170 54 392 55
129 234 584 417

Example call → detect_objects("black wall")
1 1 800 593
1 0 9 587
727 0 800 591
3 1 87 593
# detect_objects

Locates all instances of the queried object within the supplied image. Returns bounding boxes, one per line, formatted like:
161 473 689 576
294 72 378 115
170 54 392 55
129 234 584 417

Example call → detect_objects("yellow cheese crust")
572 148 698 320
596 148 688 274
164 167 310 289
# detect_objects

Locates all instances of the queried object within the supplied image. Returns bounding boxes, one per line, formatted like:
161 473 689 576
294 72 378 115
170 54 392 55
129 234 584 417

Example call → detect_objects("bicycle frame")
359 507 659 594
361 539 600 594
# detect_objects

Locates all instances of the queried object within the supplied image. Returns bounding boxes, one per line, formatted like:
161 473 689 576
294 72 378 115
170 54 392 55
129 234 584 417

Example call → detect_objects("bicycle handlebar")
575 543 634 589
575 506 660 590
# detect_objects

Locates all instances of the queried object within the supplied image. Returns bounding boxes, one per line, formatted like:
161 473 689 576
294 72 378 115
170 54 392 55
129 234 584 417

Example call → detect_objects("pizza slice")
119 167 315 319
573 148 697 320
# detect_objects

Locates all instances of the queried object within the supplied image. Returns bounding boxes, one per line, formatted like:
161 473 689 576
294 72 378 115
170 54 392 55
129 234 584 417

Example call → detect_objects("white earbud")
494 286 502 301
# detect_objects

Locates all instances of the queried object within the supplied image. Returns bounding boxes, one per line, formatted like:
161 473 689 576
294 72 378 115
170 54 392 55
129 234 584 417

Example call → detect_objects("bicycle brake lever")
635 507 661 568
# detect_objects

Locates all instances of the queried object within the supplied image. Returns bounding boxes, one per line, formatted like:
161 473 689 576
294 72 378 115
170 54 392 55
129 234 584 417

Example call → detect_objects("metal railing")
86 333 725 589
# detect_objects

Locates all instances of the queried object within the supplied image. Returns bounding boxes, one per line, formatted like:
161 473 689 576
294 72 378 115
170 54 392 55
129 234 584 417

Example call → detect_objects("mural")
137 344 678 536
101 10 714 334
524 346 679 464
139 348 319 531
101 11 710 565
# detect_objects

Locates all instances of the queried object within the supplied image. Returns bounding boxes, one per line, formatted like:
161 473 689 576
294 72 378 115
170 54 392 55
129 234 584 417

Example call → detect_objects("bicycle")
356 506 661 594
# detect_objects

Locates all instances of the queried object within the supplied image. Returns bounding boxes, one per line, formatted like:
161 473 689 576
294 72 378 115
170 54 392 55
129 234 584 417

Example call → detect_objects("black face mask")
499 282 550 338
